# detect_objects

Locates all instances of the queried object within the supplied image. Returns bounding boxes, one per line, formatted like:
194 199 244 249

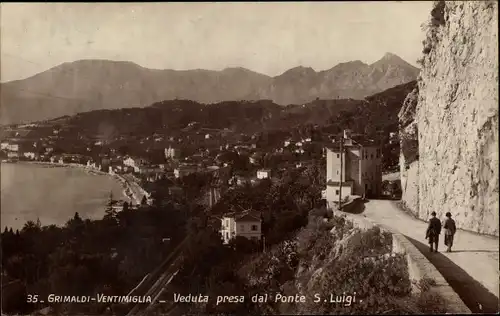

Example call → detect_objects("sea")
0 163 125 231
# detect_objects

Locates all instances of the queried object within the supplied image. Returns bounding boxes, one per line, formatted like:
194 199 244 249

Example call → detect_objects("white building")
256 169 271 179
164 146 180 159
220 212 262 244
6 143 19 152
324 130 382 209
7 152 19 159
23 152 36 160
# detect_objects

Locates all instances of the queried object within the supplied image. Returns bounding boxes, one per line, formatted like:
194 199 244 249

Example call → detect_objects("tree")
104 192 118 221
66 212 85 235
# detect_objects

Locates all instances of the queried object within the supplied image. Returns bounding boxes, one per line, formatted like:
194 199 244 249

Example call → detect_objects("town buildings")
123 156 149 173
323 130 382 209
220 212 262 244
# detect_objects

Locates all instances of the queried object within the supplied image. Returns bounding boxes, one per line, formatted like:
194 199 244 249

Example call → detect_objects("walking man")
425 211 441 252
443 212 457 252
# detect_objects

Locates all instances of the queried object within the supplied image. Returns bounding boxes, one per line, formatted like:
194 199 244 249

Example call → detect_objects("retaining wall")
340 212 471 314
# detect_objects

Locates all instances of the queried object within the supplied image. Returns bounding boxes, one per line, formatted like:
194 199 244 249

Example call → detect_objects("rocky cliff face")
399 1 499 236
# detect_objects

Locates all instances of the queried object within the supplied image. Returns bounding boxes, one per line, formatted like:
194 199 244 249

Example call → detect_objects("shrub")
292 215 448 315
430 1 446 27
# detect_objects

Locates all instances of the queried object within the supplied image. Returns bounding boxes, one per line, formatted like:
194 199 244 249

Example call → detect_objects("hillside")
10 81 414 140
399 1 498 236
0 53 419 125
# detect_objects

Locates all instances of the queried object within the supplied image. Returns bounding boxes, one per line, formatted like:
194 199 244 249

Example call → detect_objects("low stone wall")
340 212 471 314
340 196 364 213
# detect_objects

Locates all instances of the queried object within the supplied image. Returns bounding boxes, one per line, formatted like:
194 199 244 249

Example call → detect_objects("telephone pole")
338 135 344 210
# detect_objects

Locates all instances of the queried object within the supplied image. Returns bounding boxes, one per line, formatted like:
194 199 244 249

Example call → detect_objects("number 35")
27 294 39 303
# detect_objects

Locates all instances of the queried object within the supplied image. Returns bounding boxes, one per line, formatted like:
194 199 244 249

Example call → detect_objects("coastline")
14 161 145 205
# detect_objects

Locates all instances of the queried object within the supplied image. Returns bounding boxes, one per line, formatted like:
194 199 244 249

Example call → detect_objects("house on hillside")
7 152 19 159
220 212 262 244
23 152 37 160
2 142 20 152
164 146 181 160
323 129 382 209
256 169 271 180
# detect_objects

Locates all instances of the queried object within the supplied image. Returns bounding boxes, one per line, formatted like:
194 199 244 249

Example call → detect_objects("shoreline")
9 161 144 205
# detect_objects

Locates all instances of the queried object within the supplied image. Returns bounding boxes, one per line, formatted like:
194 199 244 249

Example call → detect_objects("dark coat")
426 217 442 239
443 217 456 235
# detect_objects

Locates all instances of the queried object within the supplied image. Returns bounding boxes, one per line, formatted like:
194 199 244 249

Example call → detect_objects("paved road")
360 199 499 313
122 174 147 204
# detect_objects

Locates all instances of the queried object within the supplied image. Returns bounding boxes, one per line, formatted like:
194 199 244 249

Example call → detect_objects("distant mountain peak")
222 67 258 74
279 66 316 77
382 52 400 59
373 52 412 66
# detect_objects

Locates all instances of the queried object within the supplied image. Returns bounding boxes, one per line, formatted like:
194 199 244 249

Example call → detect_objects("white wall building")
23 152 36 160
256 169 271 179
220 213 262 244
324 130 382 209
164 147 180 159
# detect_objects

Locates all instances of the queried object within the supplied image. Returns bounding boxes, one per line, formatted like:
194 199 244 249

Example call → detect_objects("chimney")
343 129 352 140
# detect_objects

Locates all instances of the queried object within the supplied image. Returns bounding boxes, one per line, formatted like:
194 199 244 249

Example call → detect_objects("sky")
0 2 433 82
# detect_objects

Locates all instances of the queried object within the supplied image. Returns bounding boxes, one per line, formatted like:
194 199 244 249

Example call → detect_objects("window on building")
251 225 258 231
335 190 339 195
336 170 339 175
337 154 340 158
225 232 229 239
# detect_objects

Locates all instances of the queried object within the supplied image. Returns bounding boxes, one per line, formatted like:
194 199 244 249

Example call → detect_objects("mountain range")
0 52 419 125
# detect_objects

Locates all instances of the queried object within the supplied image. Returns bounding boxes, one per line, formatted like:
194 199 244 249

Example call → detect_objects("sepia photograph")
0 1 498 315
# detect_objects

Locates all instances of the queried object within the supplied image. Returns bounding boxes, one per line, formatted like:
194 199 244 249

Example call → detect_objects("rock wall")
399 1 499 236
